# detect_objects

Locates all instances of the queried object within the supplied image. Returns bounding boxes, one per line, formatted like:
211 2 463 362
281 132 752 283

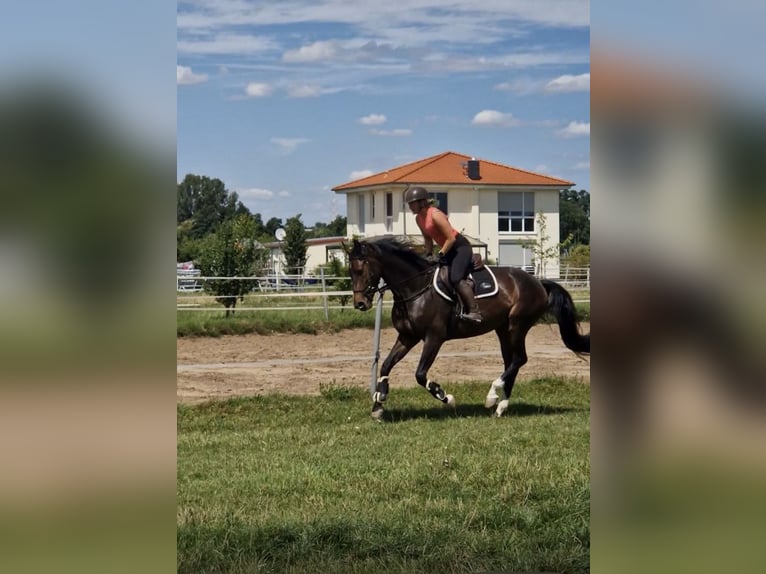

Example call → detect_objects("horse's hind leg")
371 335 417 420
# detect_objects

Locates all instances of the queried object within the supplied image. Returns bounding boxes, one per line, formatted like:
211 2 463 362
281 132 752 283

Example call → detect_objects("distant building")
332 151 574 277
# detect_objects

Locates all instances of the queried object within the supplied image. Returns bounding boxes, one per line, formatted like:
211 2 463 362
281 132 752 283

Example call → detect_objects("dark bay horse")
345 237 590 419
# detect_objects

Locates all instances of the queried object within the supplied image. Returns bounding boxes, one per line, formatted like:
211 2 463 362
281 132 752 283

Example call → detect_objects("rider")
405 186 482 323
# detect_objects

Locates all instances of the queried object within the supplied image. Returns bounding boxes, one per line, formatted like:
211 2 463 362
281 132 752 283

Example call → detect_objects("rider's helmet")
405 187 429 204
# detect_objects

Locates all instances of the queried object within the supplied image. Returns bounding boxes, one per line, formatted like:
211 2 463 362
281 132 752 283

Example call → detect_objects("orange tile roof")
332 151 573 191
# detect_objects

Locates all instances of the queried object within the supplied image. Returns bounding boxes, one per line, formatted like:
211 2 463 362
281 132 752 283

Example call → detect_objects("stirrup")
461 312 482 323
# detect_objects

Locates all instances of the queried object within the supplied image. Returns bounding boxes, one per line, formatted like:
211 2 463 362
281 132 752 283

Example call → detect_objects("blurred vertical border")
591 1 766 572
0 2 176 573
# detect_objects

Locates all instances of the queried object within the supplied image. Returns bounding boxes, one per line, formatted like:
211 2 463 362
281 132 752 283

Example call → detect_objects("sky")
177 0 590 226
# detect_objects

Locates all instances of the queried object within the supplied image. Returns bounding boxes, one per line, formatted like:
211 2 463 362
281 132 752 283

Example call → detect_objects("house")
262 235 347 277
332 151 574 277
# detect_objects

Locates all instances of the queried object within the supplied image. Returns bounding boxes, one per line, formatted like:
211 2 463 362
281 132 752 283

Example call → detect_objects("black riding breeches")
444 234 473 286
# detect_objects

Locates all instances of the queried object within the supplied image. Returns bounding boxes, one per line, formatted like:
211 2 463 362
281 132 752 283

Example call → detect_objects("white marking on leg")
445 394 455 407
495 399 510 417
485 377 504 408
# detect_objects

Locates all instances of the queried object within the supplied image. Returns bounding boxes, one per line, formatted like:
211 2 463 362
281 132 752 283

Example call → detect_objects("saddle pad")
432 266 499 302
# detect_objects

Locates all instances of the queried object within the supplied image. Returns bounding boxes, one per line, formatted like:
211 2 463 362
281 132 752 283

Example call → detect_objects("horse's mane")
364 237 432 271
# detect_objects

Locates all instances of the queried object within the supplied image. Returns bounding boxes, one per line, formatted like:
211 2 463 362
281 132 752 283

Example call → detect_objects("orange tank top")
416 206 457 247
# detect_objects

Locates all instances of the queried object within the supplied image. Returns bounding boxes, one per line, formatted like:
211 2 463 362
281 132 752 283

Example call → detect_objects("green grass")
177 308 389 337
177 304 590 337
178 378 590 573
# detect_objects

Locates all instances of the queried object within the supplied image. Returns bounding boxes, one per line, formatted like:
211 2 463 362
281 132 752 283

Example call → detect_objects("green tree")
311 215 347 238
326 215 347 237
327 255 351 310
282 214 307 275
264 217 283 239
195 214 266 316
522 211 573 277
177 174 248 239
559 189 590 245
562 244 590 267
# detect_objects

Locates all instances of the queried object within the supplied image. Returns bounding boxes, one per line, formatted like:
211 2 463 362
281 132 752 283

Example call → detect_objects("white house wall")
344 186 562 278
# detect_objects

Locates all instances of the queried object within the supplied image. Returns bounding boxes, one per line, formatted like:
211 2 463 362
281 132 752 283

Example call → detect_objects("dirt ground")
177 323 590 403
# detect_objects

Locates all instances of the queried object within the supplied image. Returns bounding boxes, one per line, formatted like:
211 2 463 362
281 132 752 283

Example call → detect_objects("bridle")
349 256 386 298
349 255 434 303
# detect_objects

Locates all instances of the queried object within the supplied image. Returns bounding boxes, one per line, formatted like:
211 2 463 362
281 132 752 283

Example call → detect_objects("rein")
351 256 434 302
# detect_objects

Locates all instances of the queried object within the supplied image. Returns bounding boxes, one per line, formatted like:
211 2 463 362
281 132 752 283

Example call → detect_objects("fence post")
320 267 329 320
369 282 385 398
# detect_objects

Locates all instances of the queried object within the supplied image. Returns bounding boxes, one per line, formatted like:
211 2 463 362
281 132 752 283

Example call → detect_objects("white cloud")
283 40 337 63
237 188 275 200
471 110 519 127
359 114 387 125
545 73 590 93
534 164 549 173
277 190 291 197
350 169 375 179
370 128 412 136
177 65 208 85
557 121 590 138
575 161 590 170
245 82 273 97
287 84 323 98
494 78 542 95
178 33 278 56
271 137 310 154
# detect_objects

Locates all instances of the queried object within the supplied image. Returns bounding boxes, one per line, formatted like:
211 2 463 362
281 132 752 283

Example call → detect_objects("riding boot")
455 280 482 323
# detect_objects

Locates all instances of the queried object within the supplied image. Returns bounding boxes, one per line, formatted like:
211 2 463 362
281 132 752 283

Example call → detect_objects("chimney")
467 158 480 180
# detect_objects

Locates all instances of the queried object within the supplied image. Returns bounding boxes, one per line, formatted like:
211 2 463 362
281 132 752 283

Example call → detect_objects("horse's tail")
541 280 590 355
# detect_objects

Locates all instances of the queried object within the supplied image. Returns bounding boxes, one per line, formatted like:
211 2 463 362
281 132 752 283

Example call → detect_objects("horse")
344 237 590 419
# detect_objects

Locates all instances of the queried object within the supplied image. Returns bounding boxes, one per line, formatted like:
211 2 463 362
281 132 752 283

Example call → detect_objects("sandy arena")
177 323 590 403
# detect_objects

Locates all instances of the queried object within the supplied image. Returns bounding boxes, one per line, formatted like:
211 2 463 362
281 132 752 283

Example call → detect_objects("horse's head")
343 238 383 311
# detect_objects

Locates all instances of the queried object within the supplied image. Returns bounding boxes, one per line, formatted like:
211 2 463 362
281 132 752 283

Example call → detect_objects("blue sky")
177 0 590 225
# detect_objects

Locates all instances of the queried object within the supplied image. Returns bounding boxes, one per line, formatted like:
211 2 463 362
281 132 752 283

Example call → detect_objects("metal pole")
320 267 329 320
369 282 385 398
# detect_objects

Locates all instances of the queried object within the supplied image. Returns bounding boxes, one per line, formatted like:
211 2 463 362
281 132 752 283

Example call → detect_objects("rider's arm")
431 210 456 255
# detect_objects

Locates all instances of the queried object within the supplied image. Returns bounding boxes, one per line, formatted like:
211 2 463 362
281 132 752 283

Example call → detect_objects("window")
498 192 535 232
428 191 448 214
357 194 365 233
370 192 376 219
498 242 535 272
385 193 393 233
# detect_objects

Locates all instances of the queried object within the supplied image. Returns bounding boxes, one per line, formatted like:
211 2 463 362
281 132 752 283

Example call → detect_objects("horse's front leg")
371 335 418 420
416 337 455 407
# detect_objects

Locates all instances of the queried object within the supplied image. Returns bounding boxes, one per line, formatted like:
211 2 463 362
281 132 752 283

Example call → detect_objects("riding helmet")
405 187 429 204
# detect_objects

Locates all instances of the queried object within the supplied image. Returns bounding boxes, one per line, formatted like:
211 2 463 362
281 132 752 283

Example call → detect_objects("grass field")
177 378 590 573
176 302 590 337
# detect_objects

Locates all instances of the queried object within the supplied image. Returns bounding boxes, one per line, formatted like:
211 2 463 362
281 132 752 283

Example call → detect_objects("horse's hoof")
445 394 455 407
485 394 499 409
370 404 385 421
494 400 510 417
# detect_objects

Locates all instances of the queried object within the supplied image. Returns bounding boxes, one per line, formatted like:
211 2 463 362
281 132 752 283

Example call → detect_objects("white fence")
177 267 590 318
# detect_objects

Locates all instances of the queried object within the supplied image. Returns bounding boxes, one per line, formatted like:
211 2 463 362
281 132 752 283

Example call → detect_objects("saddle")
432 256 499 303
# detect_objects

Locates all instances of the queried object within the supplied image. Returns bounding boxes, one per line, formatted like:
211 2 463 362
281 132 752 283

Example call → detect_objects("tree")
559 189 590 245
522 211 573 277
282 214 307 275
264 217 283 239
195 214 266 316
311 215 347 238
177 174 248 239
327 255 351 310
